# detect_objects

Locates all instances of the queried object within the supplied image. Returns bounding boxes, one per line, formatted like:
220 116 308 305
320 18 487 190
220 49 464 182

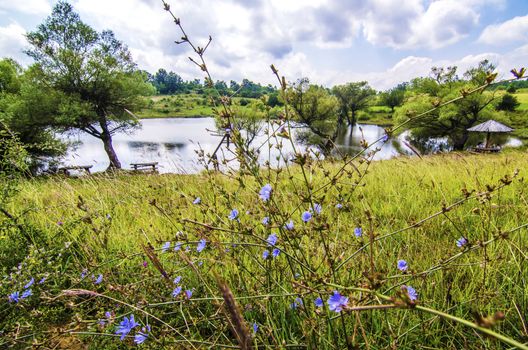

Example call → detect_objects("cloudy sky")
1 0 527 90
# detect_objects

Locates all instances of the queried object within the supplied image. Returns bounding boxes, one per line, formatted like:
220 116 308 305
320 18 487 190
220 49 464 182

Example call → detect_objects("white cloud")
0 23 31 64
478 15 528 45
0 0 51 15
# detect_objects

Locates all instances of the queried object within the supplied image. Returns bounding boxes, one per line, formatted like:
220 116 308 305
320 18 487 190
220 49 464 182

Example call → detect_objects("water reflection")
60 117 523 174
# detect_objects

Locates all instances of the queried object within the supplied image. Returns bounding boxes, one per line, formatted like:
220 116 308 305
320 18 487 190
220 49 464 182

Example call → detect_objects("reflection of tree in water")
409 133 513 154
127 141 160 152
163 142 185 152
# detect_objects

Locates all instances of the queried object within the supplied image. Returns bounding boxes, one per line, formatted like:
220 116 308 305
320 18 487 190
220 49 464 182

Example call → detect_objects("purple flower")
262 250 270 259
38 277 47 284
397 259 408 271
24 278 34 289
267 233 278 247
174 242 182 251
8 291 20 303
406 286 418 301
134 327 149 345
161 241 171 253
382 134 389 142
272 248 280 258
262 217 270 225
172 286 182 297
259 184 272 202
284 220 294 231
335 203 343 209
314 297 323 307
21 289 32 299
327 291 349 313
193 197 201 205
185 290 193 299
57 221 63 226
142 261 148 268
253 322 258 333
301 211 312 223
115 314 139 340
354 227 362 237
197 239 206 253
456 237 468 248
228 209 239 220
173 276 181 284
313 203 322 215
105 311 112 319
94 274 103 285
80 269 87 279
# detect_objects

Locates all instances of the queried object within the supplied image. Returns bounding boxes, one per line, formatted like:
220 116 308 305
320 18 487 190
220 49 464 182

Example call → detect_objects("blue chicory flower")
8 291 20 303
172 286 182 298
38 277 47 284
193 197 201 205
197 239 206 253
262 250 270 259
382 134 389 142
272 248 280 258
259 184 272 202
354 227 362 237
174 242 182 251
173 276 181 284
134 329 149 345
315 297 324 307
115 314 139 340
406 286 418 301
313 203 322 215
185 290 193 299
327 291 349 313
301 211 312 223
228 209 239 220
21 289 32 299
105 311 112 319
161 241 171 253
262 216 270 225
24 278 34 289
94 274 103 285
284 220 294 230
267 233 278 247
253 322 258 333
336 203 343 209
397 259 408 271
456 237 468 248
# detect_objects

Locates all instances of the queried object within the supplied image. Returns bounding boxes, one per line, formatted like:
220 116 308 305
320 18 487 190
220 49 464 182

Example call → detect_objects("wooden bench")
130 162 159 172
57 165 93 175
472 147 501 153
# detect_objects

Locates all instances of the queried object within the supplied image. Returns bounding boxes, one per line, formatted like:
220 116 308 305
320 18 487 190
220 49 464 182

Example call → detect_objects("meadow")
2 148 527 349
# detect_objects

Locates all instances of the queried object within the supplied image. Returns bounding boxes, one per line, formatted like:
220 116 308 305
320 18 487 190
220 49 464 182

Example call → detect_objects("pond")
60 117 522 173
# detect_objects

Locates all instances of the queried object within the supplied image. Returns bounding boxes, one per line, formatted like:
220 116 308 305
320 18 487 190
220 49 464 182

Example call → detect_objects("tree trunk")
99 120 121 170
452 132 469 151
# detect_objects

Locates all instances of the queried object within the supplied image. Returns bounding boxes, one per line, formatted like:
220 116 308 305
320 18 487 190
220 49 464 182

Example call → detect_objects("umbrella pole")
485 132 490 148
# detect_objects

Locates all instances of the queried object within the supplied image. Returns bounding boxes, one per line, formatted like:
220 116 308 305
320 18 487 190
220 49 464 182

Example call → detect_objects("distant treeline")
490 79 528 91
146 68 277 98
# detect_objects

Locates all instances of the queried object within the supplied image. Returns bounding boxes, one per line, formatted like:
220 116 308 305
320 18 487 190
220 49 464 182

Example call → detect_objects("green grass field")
514 88 528 110
2 150 527 349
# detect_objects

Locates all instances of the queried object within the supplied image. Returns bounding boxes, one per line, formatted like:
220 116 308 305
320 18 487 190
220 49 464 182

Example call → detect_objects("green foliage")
332 81 376 125
496 93 520 111
379 84 406 112
25 1 154 169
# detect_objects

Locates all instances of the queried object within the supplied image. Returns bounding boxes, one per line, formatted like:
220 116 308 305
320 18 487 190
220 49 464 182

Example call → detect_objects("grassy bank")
2 149 527 348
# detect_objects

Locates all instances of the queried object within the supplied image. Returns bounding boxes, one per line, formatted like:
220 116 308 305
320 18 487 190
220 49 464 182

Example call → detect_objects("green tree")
287 78 339 155
332 81 376 126
25 1 154 169
396 61 498 150
380 84 406 112
496 93 520 111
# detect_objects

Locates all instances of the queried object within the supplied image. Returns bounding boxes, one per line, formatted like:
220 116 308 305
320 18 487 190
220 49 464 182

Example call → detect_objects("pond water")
59 117 522 174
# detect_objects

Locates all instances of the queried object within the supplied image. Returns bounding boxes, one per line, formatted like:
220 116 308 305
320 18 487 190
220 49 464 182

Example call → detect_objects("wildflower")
38 277 46 284
185 290 193 299
253 322 258 333
315 297 324 307
272 248 280 258
354 227 362 237
228 209 239 220
327 291 349 313
142 261 148 268
313 203 322 215
105 311 113 319
172 286 182 297
94 274 103 285
106 213 112 220
266 233 278 247
262 250 270 259
456 237 468 248
382 134 389 143
24 278 34 289
8 291 20 303
174 242 182 251
262 216 270 225
284 220 294 230
397 259 408 271
197 239 206 253
173 276 181 284
336 203 343 209
301 211 312 223
115 314 139 340
259 184 272 202
21 289 32 299
197 261 203 267
80 269 87 279
161 241 171 253
406 286 418 301
134 326 150 345
57 221 63 226
193 197 201 205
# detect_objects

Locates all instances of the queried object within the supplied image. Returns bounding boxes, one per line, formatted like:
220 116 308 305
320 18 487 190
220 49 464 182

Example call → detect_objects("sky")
0 0 527 90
